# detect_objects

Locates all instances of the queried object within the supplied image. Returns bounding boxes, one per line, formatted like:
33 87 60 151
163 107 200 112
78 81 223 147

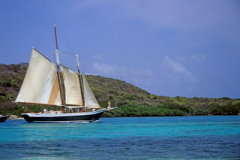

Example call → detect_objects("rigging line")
59 51 82 66
79 63 91 76
57 51 77 72
52 25 86 73
59 51 80 70
59 51 90 74
56 27 76 54
56 28 85 72
54 27 90 75
60 51 75 56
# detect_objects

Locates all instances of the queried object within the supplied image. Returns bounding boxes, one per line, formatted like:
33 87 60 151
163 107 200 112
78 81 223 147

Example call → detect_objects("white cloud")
92 59 198 97
93 53 103 60
174 54 206 63
190 54 205 62
164 56 198 84
92 62 153 91
93 62 152 77
93 62 115 75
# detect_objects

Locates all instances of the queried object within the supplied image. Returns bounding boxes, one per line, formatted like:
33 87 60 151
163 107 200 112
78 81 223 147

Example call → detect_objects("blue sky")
0 0 240 98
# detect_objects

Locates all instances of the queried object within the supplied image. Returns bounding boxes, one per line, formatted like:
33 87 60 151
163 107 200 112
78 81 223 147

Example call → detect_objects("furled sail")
82 72 101 108
60 65 83 106
15 48 61 105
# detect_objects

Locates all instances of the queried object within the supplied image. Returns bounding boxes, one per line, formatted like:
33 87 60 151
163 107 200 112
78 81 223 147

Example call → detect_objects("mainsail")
15 48 101 109
15 48 61 105
60 65 83 106
82 72 101 109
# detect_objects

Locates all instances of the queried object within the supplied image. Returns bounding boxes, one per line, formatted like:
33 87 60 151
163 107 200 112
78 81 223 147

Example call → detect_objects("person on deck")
61 107 65 113
81 108 85 112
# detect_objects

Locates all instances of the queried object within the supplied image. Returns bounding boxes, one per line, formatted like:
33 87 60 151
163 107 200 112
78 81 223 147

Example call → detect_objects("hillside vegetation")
0 63 240 117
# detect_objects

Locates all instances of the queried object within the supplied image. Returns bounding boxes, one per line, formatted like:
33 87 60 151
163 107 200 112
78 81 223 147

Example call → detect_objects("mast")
54 24 64 105
76 54 85 106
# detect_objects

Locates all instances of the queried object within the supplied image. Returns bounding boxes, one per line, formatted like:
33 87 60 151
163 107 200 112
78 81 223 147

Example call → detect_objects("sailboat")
0 115 8 122
13 24 114 122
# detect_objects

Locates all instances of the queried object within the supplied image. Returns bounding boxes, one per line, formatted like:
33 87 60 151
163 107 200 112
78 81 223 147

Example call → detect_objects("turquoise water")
0 116 240 159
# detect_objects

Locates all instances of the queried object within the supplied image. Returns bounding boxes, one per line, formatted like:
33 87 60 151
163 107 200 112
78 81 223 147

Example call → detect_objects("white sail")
82 73 101 108
60 65 83 106
15 48 61 105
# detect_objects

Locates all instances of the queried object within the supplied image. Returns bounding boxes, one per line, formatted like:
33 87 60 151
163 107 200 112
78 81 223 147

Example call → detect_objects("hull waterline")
21 109 106 122
0 116 8 122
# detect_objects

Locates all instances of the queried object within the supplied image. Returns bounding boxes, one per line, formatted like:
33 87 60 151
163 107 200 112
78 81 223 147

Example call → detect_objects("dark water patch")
1 135 240 159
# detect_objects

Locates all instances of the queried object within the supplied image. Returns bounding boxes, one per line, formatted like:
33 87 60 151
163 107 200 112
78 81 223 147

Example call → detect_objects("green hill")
0 63 240 117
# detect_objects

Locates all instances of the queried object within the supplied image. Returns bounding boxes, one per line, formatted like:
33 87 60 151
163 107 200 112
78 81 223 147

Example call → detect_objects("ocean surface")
0 116 240 160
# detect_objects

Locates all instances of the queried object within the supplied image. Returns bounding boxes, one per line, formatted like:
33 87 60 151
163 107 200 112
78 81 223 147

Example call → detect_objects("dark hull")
0 116 8 122
21 109 105 122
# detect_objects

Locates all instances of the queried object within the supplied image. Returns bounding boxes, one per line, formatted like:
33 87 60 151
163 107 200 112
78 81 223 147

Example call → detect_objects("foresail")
82 72 101 108
15 48 61 105
60 65 83 106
